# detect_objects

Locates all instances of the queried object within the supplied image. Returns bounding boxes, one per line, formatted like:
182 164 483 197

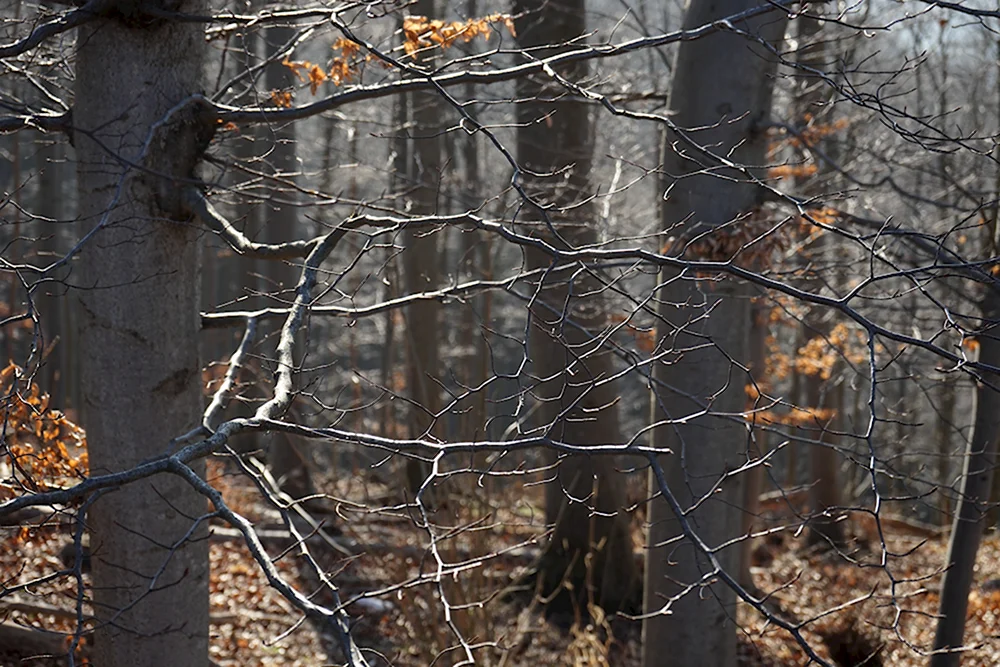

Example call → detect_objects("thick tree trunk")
986 36 1000 533
380 91 407 438
459 33 488 443
75 3 210 665
515 0 636 615
403 0 443 498
642 1 787 665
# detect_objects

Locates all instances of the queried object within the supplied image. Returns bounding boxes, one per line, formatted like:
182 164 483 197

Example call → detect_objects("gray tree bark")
938 378 957 525
642 1 787 664
403 0 444 498
931 32 1000 659
931 248 1000 667
36 135 65 409
515 0 636 615
740 298 770 592
796 15 847 550
75 2 210 665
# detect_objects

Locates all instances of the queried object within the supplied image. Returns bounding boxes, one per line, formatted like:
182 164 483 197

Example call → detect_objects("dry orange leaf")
269 90 293 108
402 13 516 56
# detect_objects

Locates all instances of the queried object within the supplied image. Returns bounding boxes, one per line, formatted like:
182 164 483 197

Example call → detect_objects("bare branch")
0 0 112 59
166 459 370 667
203 316 258 431
182 187 322 259
214 0 795 124
0 110 71 135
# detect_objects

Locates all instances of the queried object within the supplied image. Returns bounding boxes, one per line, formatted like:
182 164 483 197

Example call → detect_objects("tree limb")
0 0 113 59
214 0 794 124
181 187 321 260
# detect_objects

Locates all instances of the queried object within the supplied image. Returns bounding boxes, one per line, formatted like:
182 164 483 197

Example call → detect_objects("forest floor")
2 454 999 667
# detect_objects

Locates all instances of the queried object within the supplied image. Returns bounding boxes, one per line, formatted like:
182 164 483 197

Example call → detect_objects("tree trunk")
219 20 263 459
380 90 407 439
515 0 636 616
740 298 771 591
642 1 787 664
932 30 1000 660
459 32 488 443
986 34 1000 532
403 0 443 499
804 361 846 548
36 135 65 409
931 210 1000 667
792 14 847 550
938 377 957 526
75 3 210 665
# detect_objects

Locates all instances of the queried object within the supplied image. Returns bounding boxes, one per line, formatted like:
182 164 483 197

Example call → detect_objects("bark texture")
796 15 846 550
403 0 444 497
740 298 770 591
931 288 1000 666
37 135 68 411
515 0 636 615
642 2 787 665
75 3 210 664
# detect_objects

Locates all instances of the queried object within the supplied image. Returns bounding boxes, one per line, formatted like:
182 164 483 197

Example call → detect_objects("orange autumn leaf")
269 90 293 108
803 207 841 226
794 323 873 380
793 117 850 146
282 58 311 80
0 363 88 493
285 48 363 92
744 405 838 428
402 13 516 56
332 37 361 59
306 64 327 93
768 163 819 179
282 59 328 94
329 58 355 86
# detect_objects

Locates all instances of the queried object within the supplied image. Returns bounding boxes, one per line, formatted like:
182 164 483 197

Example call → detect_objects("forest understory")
3 451 998 667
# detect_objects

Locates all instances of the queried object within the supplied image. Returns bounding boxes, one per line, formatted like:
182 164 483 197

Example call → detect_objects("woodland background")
2 0 1000 665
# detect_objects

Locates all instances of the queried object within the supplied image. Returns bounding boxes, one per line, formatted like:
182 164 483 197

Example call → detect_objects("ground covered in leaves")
2 453 1000 666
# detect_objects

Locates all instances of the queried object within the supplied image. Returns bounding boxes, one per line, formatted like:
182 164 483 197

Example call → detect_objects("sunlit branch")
167 460 370 667
255 228 349 420
214 0 795 124
203 316 258 431
182 187 323 259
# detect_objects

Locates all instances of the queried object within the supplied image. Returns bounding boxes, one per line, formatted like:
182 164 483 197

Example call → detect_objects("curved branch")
200 270 544 328
255 228 349 420
203 316 258 431
0 0 112 59
182 187 322 259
